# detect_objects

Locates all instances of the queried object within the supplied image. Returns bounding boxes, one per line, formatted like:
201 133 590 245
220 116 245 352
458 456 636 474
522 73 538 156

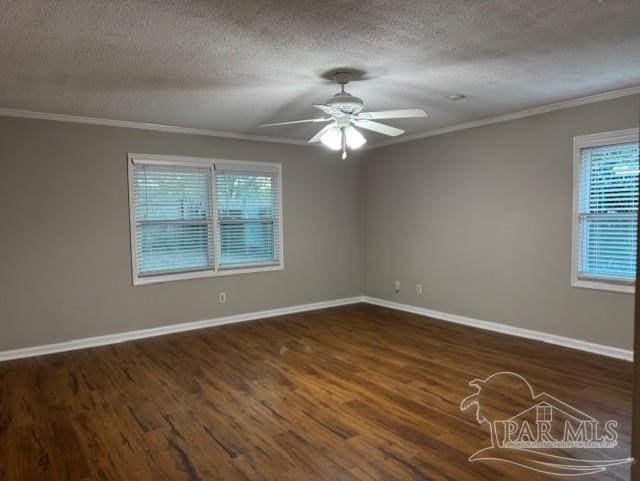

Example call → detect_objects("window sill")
571 278 635 294
133 264 284 286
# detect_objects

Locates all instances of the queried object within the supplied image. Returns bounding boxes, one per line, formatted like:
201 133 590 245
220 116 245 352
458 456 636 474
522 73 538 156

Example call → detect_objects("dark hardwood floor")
0 303 633 481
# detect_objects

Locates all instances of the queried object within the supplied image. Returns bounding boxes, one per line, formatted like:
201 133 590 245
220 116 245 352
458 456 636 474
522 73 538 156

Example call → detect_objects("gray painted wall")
0 117 364 351
1 95 638 353
364 95 639 350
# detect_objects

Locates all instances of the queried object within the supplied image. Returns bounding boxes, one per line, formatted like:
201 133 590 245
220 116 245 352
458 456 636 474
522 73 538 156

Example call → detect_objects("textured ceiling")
1 0 639 142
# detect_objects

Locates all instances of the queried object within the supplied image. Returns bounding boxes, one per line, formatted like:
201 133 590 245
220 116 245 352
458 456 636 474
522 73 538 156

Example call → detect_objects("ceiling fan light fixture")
320 125 342 150
259 70 426 158
345 126 366 149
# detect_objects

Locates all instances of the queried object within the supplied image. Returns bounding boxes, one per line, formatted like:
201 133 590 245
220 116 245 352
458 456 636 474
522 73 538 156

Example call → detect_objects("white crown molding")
1 86 638 150
366 85 640 149
362 296 633 361
0 296 362 361
0 107 311 146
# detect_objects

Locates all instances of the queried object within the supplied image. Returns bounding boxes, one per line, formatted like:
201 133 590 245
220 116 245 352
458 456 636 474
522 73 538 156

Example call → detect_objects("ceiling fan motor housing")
325 92 364 115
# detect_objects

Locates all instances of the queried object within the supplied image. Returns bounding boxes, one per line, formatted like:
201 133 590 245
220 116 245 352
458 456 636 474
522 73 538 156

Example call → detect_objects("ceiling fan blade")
353 119 405 137
357 109 427 120
309 123 336 143
260 118 329 128
313 104 337 115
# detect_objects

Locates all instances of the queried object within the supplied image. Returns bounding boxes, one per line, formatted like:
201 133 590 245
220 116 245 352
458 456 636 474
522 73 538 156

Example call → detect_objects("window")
572 129 639 293
536 405 552 423
128 154 283 285
216 168 280 270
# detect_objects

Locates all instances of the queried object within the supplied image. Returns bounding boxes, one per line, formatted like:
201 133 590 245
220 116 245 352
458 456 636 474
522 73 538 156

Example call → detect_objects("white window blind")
133 163 214 276
129 155 283 284
215 168 280 269
576 140 638 286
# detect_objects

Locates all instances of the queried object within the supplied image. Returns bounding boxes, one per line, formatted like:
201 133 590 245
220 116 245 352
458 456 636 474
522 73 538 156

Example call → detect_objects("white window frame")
128 153 284 286
571 129 639 294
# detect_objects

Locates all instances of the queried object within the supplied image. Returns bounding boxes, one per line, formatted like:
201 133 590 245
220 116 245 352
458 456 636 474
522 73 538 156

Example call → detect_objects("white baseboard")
0 296 363 362
362 296 633 362
1 295 633 362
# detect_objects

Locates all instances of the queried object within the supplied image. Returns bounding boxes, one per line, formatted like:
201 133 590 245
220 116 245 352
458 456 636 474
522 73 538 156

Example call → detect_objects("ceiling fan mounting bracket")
332 71 353 86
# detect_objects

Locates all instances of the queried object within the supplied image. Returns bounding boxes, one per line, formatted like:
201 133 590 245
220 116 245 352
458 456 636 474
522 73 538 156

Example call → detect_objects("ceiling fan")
260 72 427 159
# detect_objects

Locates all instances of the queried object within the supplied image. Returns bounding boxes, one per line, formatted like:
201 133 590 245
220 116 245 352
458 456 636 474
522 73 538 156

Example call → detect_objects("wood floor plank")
0 303 633 480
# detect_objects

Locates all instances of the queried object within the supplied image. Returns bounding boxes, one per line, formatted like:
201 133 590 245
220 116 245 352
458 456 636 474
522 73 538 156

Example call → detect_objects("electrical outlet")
394 280 400 293
219 292 226 303
416 284 423 295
